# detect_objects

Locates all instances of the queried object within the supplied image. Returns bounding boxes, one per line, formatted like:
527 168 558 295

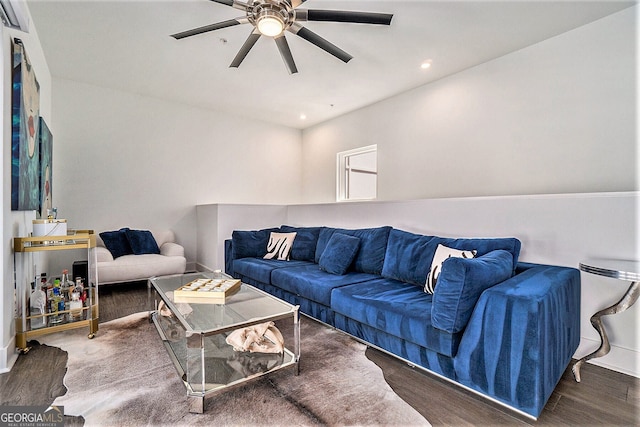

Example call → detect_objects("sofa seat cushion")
97 254 186 284
331 278 463 357
233 258 312 284
381 229 521 287
271 264 379 306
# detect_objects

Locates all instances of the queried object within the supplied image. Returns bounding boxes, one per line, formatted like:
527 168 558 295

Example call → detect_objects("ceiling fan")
171 0 393 74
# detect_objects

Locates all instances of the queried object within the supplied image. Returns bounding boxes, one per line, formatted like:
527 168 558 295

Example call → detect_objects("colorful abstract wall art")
11 38 41 211
39 118 52 218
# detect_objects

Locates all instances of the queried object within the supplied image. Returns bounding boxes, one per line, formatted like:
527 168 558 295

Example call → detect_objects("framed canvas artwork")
11 38 41 211
39 118 52 218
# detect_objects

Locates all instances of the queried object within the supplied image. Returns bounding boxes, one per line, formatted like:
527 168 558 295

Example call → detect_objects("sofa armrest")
225 239 233 276
160 242 184 258
453 264 580 418
96 246 114 263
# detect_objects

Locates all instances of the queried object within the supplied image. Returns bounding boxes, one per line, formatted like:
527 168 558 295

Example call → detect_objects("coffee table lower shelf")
148 273 301 413
152 311 299 413
152 312 299 413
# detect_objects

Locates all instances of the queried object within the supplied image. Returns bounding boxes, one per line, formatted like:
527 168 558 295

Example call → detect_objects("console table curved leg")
572 280 640 382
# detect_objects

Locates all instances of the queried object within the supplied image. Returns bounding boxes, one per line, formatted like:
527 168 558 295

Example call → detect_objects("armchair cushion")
99 228 132 258
125 229 160 255
97 229 186 284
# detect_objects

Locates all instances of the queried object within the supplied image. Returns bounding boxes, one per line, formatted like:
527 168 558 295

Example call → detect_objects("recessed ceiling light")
421 60 432 70
300 113 307 120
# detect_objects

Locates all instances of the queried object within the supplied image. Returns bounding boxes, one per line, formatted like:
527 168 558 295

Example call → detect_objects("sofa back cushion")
381 229 521 287
280 225 323 262
431 250 514 333
315 226 392 275
231 228 279 259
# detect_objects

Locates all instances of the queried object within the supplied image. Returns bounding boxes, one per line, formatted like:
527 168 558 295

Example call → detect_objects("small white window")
337 145 377 201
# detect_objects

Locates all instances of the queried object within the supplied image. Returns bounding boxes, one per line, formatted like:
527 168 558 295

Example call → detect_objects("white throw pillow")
424 244 477 294
264 232 297 261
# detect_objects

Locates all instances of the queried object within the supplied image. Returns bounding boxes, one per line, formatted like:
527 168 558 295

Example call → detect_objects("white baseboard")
0 336 18 373
574 337 640 378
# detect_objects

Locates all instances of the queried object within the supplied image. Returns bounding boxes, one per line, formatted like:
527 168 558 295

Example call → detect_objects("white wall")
51 79 303 264
302 6 636 203
1 4 53 372
196 204 288 272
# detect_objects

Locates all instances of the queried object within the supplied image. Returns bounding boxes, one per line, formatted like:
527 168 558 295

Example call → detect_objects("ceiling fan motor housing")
248 0 294 36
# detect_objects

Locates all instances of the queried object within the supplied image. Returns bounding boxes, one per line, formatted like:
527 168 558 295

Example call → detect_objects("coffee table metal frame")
149 272 300 413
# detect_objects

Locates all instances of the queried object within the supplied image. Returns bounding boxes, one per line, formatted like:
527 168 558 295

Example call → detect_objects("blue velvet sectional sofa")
224 225 580 419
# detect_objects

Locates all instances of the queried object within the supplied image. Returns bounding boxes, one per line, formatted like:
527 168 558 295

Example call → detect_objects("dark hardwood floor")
96 280 153 322
365 348 639 426
2 281 638 426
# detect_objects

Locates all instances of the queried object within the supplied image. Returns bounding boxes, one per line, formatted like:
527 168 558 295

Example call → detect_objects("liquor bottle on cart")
29 282 47 329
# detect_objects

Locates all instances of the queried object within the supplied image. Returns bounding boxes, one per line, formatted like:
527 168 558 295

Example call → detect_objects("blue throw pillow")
318 233 361 275
431 250 514 334
99 228 132 258
125 229 160 255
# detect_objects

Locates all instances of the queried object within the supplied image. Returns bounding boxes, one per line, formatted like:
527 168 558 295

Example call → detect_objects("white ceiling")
26 0 634 129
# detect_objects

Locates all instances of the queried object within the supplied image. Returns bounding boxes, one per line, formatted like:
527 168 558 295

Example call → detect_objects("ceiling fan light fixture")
257 13 284 37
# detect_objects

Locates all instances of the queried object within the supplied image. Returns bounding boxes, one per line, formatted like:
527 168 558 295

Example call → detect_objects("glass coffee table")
149 271 300 413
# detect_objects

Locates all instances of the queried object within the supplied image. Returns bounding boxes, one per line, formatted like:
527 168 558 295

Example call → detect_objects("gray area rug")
39 312 429 426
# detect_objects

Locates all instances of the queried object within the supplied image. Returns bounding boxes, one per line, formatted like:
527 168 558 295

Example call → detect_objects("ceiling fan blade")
209 0 245 8
289 24 352 63
274 34 298 74
171 18 247 40
230 31 261 68
297 9 393 25
210 0 249 11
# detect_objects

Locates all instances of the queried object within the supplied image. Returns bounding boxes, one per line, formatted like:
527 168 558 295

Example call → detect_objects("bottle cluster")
29 269 90 329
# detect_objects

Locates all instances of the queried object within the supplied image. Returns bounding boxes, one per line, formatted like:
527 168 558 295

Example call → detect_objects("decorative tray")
174 278 241 304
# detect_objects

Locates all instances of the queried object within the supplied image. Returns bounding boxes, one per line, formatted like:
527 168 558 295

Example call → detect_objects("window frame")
336 145 378 202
